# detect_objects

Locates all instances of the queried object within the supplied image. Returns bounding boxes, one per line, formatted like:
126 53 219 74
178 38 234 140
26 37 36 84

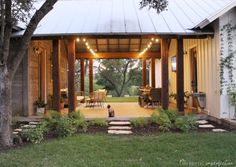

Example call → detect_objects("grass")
106 96 138 102
0 133 236 167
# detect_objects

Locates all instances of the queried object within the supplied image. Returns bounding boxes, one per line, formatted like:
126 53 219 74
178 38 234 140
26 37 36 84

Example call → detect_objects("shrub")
22 121 48 144
44 110 61 120
158 112 172 132
157 108 177 123
150 111 159 124
130 118 149 127
89 119 108 127
175 116 197 132
55 117 76 137
69 111 88 132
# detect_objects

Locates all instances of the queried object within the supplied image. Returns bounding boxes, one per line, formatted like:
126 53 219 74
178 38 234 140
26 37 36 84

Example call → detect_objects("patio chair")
147 88 161 108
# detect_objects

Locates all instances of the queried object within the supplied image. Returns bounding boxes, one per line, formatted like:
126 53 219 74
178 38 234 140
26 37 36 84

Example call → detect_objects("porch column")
151 57 156 88
142 56 147 86
161 38 169 110
89 58 93 93
176 37 184 112
52 39 61 112
67 39 76 112
80 58 85 93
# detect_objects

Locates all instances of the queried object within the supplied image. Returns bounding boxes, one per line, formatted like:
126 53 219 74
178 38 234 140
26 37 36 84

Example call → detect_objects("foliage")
22 121 48 144
150 111 159 124
169 91 190 105
158 107 177 123
33 98 47 108
157 112 172 132
130 117 149 127
229 90 236 106
220 22 236 94
139 0 168 13
54 117 76 138
89 119 108 127
95 59 142 97
106 96 138 103
68 110 88 132
175 116 197 132
44 110 61 120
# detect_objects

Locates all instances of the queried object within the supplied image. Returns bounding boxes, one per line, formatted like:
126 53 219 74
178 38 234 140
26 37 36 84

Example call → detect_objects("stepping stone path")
108 120 132 135
196 119 228 132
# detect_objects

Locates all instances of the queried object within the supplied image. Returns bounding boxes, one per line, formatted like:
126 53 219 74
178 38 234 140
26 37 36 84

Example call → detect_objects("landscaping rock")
196 120 208 124
199 124 215 128
29 122 39 125
108 126 132 130
212 129 227 132
14 128 23 132
109 121 131 125
108 130 132 135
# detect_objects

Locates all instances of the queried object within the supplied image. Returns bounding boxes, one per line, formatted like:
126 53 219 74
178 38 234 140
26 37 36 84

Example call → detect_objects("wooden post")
67 39 76 112
177 37 184 112
161 39 169 110
89 58 93 93
151 57 156 88
80 58 85 93
52 39 61 112
142 56 147 86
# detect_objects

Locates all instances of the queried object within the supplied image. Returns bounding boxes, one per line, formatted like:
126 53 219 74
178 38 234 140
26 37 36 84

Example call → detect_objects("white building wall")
219 8 236 119
167 21 221 118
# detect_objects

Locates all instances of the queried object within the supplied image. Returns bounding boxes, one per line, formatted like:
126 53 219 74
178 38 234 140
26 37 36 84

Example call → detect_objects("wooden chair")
148 88 161 108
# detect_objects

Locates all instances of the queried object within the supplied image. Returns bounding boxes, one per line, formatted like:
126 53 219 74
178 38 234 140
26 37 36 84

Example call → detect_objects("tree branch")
9 0 58 79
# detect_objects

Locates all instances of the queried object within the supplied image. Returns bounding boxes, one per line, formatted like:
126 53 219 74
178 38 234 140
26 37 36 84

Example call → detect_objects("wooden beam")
76 52 160 59
80 58 85 93
176 37 184 112
67 39 76 112
89 58 93 93
52 39 61 112
142 56 147 86
151 57 156 88
161 39 169 110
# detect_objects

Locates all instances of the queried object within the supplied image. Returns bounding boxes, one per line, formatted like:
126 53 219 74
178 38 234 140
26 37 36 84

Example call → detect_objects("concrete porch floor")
77 102 156 119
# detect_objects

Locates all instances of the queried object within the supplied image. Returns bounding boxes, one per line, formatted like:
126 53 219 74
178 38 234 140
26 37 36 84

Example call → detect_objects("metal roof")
14 0 234 37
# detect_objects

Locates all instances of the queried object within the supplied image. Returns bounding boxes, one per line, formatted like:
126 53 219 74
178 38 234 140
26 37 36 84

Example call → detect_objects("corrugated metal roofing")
14 0 234 37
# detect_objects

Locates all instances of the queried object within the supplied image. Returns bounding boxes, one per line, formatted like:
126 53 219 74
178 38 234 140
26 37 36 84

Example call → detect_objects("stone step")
21 124 37 128
199 124 215 128
196 120 208 124
108 126 132 130
29 122 40 125
14 128 23 132
212 129 227 132
108 130 132 135
109 121 131 126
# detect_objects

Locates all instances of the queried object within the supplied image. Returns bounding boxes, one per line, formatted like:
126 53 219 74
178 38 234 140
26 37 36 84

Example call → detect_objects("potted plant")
60 97 66 109
169 91 190 108
229 90 236 120
34 98 47 114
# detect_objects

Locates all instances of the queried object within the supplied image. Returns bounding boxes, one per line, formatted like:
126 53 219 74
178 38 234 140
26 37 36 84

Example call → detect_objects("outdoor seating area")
85 89 107 108
138 86 162 108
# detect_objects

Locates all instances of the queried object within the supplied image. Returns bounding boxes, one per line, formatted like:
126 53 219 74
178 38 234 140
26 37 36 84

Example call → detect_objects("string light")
78 37 97 56
139 38 159 56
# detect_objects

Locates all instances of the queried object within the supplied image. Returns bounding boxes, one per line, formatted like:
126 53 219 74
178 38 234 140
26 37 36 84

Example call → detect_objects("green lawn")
106 96 138 102
0 133 236 167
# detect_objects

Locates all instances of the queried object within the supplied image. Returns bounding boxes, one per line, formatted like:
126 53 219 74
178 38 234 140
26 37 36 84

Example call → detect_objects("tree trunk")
0 65 12 147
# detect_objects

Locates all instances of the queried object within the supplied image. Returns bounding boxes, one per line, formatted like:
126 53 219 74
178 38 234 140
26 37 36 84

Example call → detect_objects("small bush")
130 118 149 127
158 113 172 132
44 110 61 120
69 111 88 132
22 121 48 144
89 119 108 127
55 117 76 137
175 116 197 132
157 108 177 123
150 111 159 124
